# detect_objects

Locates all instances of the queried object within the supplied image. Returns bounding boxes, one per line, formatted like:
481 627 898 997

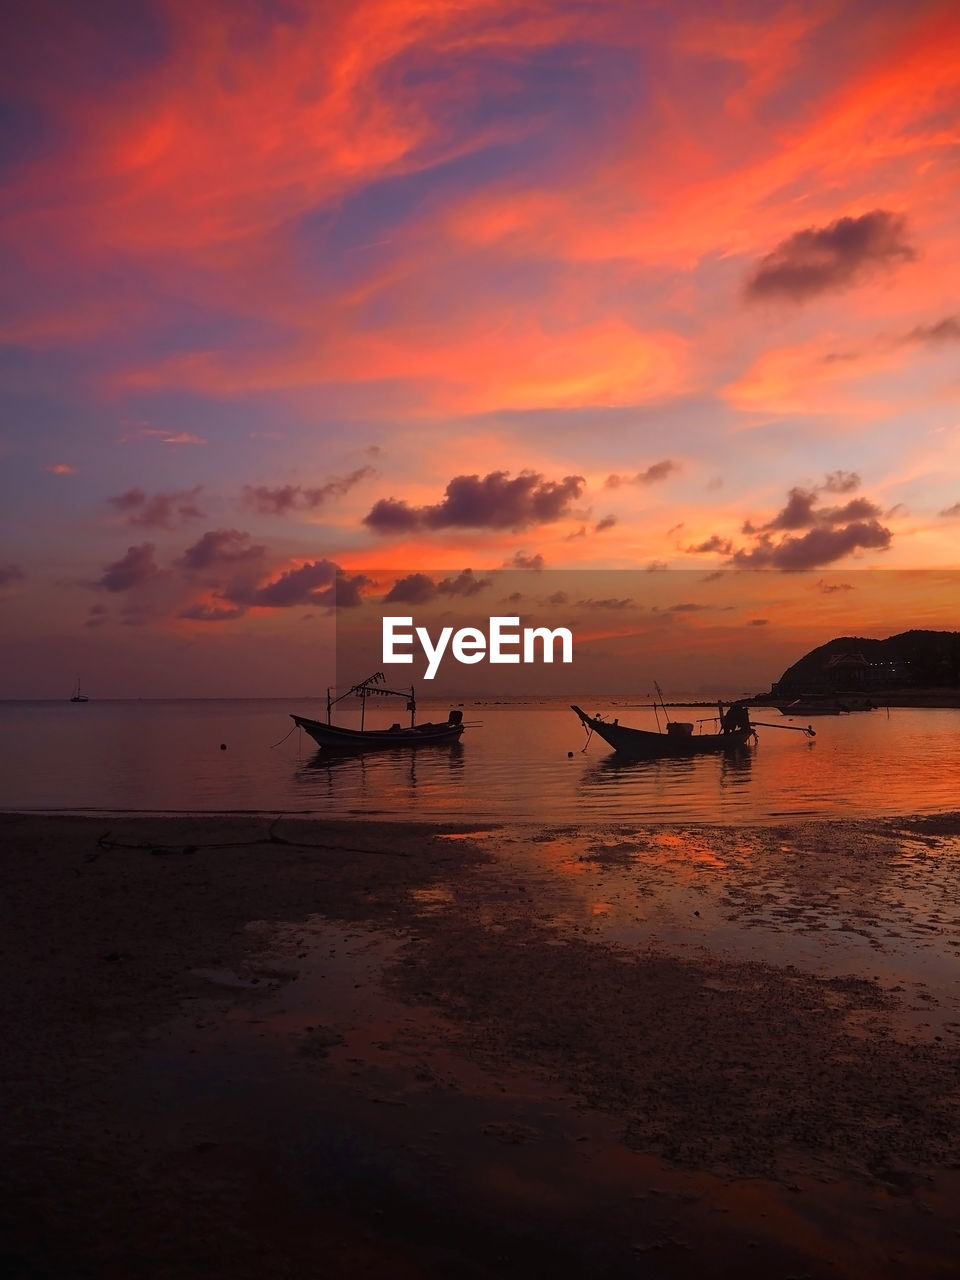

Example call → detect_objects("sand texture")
2 812 959 1278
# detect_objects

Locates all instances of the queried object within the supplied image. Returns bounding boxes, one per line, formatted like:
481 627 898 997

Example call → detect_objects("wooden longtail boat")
292 711 464 750
571 703 755 758
291 672 465 751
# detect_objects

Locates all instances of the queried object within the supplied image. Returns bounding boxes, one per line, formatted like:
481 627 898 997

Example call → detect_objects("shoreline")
3 812 959 1277
4 806 960 823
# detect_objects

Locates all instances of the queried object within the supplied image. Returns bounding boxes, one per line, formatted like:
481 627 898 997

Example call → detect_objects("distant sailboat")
70 678 89 703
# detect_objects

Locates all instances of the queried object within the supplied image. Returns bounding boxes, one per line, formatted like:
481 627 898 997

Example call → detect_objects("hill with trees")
764 630 960 704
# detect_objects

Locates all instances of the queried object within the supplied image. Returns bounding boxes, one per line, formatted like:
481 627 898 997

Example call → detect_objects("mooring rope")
269 723 299 749
91 816 416 859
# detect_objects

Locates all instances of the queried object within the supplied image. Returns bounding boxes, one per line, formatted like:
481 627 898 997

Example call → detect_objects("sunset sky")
2 0 959 697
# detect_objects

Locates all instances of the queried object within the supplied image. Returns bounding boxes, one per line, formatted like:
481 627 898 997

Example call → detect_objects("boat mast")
654 681 671 732
325 673 418 730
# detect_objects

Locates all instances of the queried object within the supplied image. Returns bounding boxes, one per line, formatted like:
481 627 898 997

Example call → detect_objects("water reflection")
2 698 958 821
573 744 761 820
582 745 754 793
717 748 755 790
294 741 466 810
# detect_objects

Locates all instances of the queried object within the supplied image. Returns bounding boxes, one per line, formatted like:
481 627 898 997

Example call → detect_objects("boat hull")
571 705 754 758
291 713 464 751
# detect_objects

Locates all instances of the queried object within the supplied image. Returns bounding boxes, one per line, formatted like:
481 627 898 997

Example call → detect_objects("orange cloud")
724 325 960 418
440 4 960 271
118 317 688 414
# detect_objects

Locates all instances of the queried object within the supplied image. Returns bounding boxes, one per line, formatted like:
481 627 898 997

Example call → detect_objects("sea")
2 695 958 823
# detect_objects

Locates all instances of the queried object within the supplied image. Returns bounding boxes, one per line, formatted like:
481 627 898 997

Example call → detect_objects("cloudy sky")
2 0 959 696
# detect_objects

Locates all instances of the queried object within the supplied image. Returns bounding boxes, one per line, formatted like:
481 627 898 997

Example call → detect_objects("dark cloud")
178 529 266 571
383 573 436 605
229 560 338 608
430 472 584 527
604 460 678 489
437 569 491 597
749 618 769 626
178 603 245 622
729 521 891 569
745 211 915 302
822 496 882 524
243 485 301 515
225 561 367 609
900 316 960 346
108 486 205 529
688 535 733 555
507 552 545 570
363 497 422 534
363 471 584 534
691 478 893 570
762 487 819 530
667 602 707 613
99 544 159 592
822 470 861 494
547 590 568 606
820 349 861 365
575 597 634 610
243 467 373 515
756 487 881 533
383 569 491 605
594 515 617 533
823 318 959 363
816 580 854 593
938 502 960 519
0 564 25 587
646 561 669 572
334 574 371 608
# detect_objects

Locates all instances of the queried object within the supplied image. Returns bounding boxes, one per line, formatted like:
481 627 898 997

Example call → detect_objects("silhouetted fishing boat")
571 701 755 758
291 672 465 751
70 678 88 703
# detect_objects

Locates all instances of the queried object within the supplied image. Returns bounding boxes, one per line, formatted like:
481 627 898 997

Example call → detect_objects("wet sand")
2 811 959 1278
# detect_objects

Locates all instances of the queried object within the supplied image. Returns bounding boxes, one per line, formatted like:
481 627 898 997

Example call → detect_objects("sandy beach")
2 811 959 1278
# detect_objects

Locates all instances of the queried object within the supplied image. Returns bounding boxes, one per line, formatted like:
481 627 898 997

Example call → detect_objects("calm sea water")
2 696 959 823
